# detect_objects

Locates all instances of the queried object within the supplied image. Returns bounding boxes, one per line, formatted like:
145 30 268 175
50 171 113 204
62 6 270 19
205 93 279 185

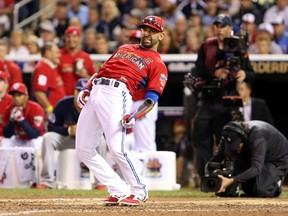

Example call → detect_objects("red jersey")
58 48 95 95
33 60 66 107
4 101 45 140
132 88 146 101
0 60 23 88
0 94 12 136
97 44 168 96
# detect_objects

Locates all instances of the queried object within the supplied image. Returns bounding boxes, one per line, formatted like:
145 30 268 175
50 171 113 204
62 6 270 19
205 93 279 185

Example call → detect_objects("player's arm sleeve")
3 121 16 138
19 120 41 139
144 90 159 104
47 102 69 135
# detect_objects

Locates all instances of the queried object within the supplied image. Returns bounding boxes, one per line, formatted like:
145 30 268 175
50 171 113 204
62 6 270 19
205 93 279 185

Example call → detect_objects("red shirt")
33 60 66 107
58 48 95 95
0 94 12 136
4 101 45 140
97 44 168 96
132 88 145 101
0 60 23 88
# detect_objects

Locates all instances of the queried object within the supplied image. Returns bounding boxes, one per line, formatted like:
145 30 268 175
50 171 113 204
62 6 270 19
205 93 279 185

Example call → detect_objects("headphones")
223 121 248 140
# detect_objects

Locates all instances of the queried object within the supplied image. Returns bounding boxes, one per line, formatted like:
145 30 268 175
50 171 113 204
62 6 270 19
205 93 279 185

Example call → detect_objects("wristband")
45 105 53 112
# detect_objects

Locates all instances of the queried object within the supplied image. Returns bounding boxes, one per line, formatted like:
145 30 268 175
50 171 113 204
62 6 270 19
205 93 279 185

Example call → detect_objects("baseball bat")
127 98 154 122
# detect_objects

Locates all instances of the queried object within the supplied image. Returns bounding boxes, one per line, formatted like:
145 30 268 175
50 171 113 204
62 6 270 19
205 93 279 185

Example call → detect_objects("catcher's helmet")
139 16 164 32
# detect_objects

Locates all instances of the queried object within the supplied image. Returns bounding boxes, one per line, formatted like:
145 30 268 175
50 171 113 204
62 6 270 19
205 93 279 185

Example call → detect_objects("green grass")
1 187 288 198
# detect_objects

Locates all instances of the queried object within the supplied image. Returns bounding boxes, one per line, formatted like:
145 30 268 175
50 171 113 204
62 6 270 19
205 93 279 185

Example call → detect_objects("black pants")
241 163 286 197
193 100 231 177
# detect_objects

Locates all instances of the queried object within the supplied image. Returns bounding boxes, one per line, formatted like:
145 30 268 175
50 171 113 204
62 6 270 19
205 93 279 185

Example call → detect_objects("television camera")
200 161 234 192
223 32 249 74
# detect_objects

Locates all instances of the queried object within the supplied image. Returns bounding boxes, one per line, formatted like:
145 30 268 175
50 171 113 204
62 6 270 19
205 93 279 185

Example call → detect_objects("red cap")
139 16 164 32
130 30 142 39
9 83 28 95
65 26 81 36
0 70 7 82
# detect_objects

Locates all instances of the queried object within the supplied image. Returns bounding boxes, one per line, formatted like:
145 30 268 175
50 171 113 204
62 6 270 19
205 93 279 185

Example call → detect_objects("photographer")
192 14 255 178
207 120 288 197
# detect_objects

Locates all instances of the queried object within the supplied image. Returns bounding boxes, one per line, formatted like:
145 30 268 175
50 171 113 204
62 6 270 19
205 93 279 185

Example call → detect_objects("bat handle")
127 98 154 122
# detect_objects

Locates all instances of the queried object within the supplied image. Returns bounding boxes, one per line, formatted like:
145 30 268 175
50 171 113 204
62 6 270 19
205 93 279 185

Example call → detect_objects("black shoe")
216 183 239 197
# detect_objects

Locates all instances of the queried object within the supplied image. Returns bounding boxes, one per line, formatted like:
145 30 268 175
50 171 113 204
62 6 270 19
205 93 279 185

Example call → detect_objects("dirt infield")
1 196 288 216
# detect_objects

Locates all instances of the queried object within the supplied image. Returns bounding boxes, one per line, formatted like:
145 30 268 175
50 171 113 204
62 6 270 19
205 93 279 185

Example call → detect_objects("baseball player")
57 26 96 96
76 16 168 206
2 82 45 148
2 83 45 186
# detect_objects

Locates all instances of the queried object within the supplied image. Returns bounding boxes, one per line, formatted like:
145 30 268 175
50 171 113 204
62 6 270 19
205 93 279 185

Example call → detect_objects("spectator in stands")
32 42 66 120
270 16 288 54
263 0 288 29
175 16 189 47
94 33 111 70
69 17 83 33
84 6 105 34
67 0 89 27
37 20 58 48
0 71 12 139
254 38 271 54
0 13 11 39
158 0 186 29
95 33 111 54
158 25 180 54
49 0 70 47
237 81 274 125
122 9 142 29
241 13 257 46
248 23 283 54
82 28 97 54
26 35 40 55
202 0 219 26
177 0 206 20
100 0 122 41
0 0 14 20
2 82 45 149
232 0 264 32
114 23 134 49
132 0 154 20
0 40 23 88
58 26 95 96
8 29 29 57
37 78 88 189
179 28 201 54
23 34 41 74
188 9 206 44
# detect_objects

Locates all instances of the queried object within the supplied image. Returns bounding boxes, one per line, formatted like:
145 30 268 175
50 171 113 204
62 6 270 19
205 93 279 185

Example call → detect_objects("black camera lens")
228 40 236 49
207 179 217 189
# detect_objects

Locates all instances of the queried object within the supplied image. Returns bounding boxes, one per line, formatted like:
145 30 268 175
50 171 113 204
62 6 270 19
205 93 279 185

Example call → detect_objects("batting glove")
77 88 90 109
13 107 25 122
121 114 136 129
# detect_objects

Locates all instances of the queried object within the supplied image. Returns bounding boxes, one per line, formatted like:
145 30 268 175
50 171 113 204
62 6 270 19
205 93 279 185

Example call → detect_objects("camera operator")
192 14 255 178
208 120 288 197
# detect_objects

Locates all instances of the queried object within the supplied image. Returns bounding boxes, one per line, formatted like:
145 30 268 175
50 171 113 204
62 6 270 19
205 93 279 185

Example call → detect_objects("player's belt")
93 78 120 88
